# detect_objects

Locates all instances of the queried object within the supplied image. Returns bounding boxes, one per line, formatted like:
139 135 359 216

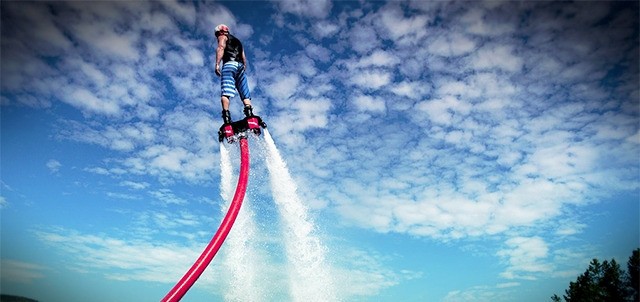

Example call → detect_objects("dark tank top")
223 34 244 63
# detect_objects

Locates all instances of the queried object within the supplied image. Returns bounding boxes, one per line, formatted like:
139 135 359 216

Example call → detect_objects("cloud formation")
1 0 638 301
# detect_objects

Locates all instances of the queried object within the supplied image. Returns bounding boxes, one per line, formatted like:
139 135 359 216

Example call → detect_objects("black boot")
243 105 254 117
222 110 232 124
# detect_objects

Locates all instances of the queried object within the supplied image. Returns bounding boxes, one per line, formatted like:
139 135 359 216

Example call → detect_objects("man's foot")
243 105 254 117
222 110 232 124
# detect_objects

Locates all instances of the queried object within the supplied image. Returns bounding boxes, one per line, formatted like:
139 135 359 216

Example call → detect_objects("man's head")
215 24 230 37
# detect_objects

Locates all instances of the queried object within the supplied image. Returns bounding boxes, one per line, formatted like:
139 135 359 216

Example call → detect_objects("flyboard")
161 115 266 302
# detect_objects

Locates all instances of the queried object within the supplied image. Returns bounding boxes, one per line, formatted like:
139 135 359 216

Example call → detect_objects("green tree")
0 295 38 302
628 249 639 302
552 249 639 302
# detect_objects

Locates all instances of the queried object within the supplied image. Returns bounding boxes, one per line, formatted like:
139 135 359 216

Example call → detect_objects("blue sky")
1 1 638 301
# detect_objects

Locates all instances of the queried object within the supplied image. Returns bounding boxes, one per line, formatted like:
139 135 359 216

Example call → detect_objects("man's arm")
242 49 248 70
215 35 227 76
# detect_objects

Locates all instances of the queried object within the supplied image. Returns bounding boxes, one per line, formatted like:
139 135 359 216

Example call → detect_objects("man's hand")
215 64 221 77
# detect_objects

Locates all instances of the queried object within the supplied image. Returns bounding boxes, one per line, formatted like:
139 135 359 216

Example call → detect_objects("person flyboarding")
162 24 265 301
214 24 266 143
214 24 255 124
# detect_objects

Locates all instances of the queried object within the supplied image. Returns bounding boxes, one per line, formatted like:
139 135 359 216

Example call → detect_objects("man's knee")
221 96 230 108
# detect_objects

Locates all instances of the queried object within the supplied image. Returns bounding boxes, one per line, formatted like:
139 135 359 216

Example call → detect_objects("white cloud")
275 0 332 18
496 282 520 289
265 74 300 102
60 121 158 153
459 8 516 37
185 48 205 66
152 147 189 171
391 81 430 100
64 87 120 116
46 159 62 173
32 221 412 301
305 44 331 63
74 58 108 87
138 8 177 35
150 189 188 205
0 259 47 284
355 50 399 68
554 219 587 236
415 96 471 126
69 3 141 61
292 98 332 129
470 44 523 72
332 248 422 299
292 55 318 78
160 0 196 26
34 227 208 284
58 106 217 183
428 32 477 57
347 24 379 54
107 192 140 200
120 181 150 190
377 4 429 44
497 236 552 280
353 95 385 113
2 3 73 56
443 285 514 302
350 70 391 90
313 21 340 38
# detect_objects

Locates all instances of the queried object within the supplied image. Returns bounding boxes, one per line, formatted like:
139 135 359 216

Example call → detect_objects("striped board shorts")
221 61 251 100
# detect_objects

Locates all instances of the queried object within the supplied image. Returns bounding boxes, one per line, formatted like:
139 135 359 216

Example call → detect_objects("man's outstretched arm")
215 35 227 76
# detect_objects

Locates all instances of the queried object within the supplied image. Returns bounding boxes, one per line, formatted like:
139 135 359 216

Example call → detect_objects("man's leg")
242 99 254 117
235 66 254 117
220 61 237 124
221 95 231 110
221 95 232 124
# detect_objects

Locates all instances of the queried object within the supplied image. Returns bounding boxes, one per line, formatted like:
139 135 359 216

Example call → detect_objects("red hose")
162 138 250 301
